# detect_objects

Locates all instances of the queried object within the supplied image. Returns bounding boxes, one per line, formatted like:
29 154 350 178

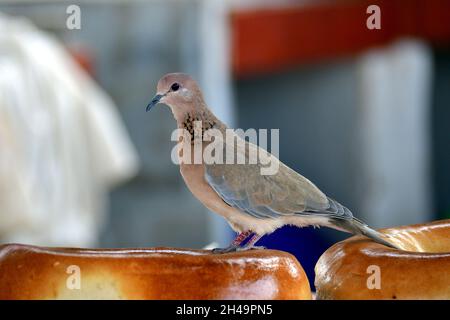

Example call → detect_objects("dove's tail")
331 217 402 250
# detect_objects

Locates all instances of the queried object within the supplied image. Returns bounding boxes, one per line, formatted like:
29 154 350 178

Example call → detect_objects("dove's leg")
240 234 265 251
212 230 252 254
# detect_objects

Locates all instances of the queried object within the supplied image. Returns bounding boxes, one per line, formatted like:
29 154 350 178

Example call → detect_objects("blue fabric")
253 226 342 291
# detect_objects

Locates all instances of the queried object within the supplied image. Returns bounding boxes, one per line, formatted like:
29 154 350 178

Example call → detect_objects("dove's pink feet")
212 231 264 254
245 234 263 248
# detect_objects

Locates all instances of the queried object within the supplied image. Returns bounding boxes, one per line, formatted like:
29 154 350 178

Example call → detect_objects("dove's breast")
179 163 284 234
179 163 240 220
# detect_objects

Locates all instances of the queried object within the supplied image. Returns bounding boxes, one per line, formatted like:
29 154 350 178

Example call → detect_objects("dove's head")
146 73 204 120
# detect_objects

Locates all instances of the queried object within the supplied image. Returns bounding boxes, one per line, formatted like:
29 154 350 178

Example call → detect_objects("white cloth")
0 14 139 246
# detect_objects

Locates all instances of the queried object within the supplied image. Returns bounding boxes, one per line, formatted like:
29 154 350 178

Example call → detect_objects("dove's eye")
171 83 180 92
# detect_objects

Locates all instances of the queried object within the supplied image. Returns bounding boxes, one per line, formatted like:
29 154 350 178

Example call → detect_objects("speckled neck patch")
182 113 216 141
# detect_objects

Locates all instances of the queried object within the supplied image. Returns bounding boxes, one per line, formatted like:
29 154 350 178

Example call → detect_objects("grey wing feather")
205 159 353 221
304 196 354 219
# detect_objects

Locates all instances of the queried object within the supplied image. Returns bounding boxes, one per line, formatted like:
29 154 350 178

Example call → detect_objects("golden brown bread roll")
0 244 311 300
315 219 450 299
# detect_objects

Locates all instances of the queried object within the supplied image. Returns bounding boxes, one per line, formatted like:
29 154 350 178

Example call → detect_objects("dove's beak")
146 93 165 112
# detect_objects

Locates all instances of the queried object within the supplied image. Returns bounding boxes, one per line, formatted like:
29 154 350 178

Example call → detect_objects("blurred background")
0 0 449 287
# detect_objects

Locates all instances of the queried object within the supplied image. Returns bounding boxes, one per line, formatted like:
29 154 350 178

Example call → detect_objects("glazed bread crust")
0 245 311 300
315 219 450 299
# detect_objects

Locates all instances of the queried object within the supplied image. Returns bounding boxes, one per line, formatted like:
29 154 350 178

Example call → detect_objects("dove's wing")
204 141 353 221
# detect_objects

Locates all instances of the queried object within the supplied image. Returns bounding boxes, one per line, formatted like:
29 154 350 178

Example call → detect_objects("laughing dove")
146 73 399 252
